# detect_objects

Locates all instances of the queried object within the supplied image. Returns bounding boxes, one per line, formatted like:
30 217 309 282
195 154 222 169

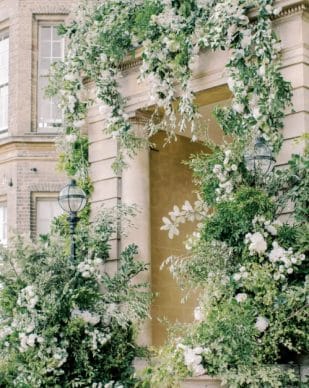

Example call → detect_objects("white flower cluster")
244 216 305 280
213 149 241 202
233 266 249 282
0 325 12 340
185 231 201 251
71 308 101 326
52 347 68 368
161 199 208 239
17 285 39 310
255 316 269 333
19 332 44 353
245 232 267 255
77 257 103 278
268 242 305 281
178 344 207 376
86 328 111 351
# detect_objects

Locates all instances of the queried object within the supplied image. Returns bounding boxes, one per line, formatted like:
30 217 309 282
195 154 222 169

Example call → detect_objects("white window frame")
37 22 64 133
0 29 9 134
32 193 63 237
0 202 7 245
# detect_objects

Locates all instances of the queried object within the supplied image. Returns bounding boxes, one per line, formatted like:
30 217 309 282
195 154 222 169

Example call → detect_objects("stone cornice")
0 135 57 147
272 0 309 19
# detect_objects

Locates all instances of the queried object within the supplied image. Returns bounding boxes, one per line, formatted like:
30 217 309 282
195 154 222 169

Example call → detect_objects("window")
0 204 7 245
36 197 62 236
37 25 64 132
0 30 9 133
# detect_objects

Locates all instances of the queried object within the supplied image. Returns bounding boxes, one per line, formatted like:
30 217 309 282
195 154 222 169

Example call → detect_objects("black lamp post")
58 180 87 261
244 137 275 178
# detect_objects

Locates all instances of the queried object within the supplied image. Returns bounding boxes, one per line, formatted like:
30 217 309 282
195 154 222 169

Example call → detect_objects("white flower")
194 306 203 321
252 107 261 120
65 133 78 143
255 316 269 332
73 119 85 128
235 293 247 303
160 217 179 239
213 164 222 174
183 346 206 376
233 273 242 282
233 102 244 114
273 7 282 16
265 224 277 236
268 242 286 262
71 309 100 325
247 232 267 255
169 205 185 223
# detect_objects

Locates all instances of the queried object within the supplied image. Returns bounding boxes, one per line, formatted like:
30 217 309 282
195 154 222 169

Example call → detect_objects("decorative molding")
272 0 309 20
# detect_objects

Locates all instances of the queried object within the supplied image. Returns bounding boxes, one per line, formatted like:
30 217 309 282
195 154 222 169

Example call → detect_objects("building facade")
0 0 308 349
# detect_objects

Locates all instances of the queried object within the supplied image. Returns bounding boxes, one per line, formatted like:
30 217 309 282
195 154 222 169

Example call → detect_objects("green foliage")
0 208 150 387
202 186 276 249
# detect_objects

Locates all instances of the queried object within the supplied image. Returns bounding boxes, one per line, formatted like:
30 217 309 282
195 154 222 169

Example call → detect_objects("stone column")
121 115 152 346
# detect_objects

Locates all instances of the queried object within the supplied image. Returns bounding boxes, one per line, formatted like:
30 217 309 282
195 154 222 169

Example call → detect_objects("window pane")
40 41 52 59
52 41 62 58
36 198 62 236
0 34 9 86
0 85 8 131
41 26 52 41
0 204 7 245
52 26 62 41
38 25 64 131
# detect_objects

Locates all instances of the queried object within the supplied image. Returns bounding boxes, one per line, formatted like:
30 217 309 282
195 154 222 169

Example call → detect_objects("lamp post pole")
68 211 79 261
58 179 87 262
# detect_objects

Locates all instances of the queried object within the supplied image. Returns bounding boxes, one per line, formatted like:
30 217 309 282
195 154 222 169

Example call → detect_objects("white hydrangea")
245 232 267 255
255 316 269 333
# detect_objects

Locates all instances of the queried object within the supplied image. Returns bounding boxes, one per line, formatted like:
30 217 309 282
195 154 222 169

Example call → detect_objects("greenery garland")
48 0 291 176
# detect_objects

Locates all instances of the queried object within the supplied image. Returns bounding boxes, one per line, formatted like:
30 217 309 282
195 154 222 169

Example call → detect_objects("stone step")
180 376 225 388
